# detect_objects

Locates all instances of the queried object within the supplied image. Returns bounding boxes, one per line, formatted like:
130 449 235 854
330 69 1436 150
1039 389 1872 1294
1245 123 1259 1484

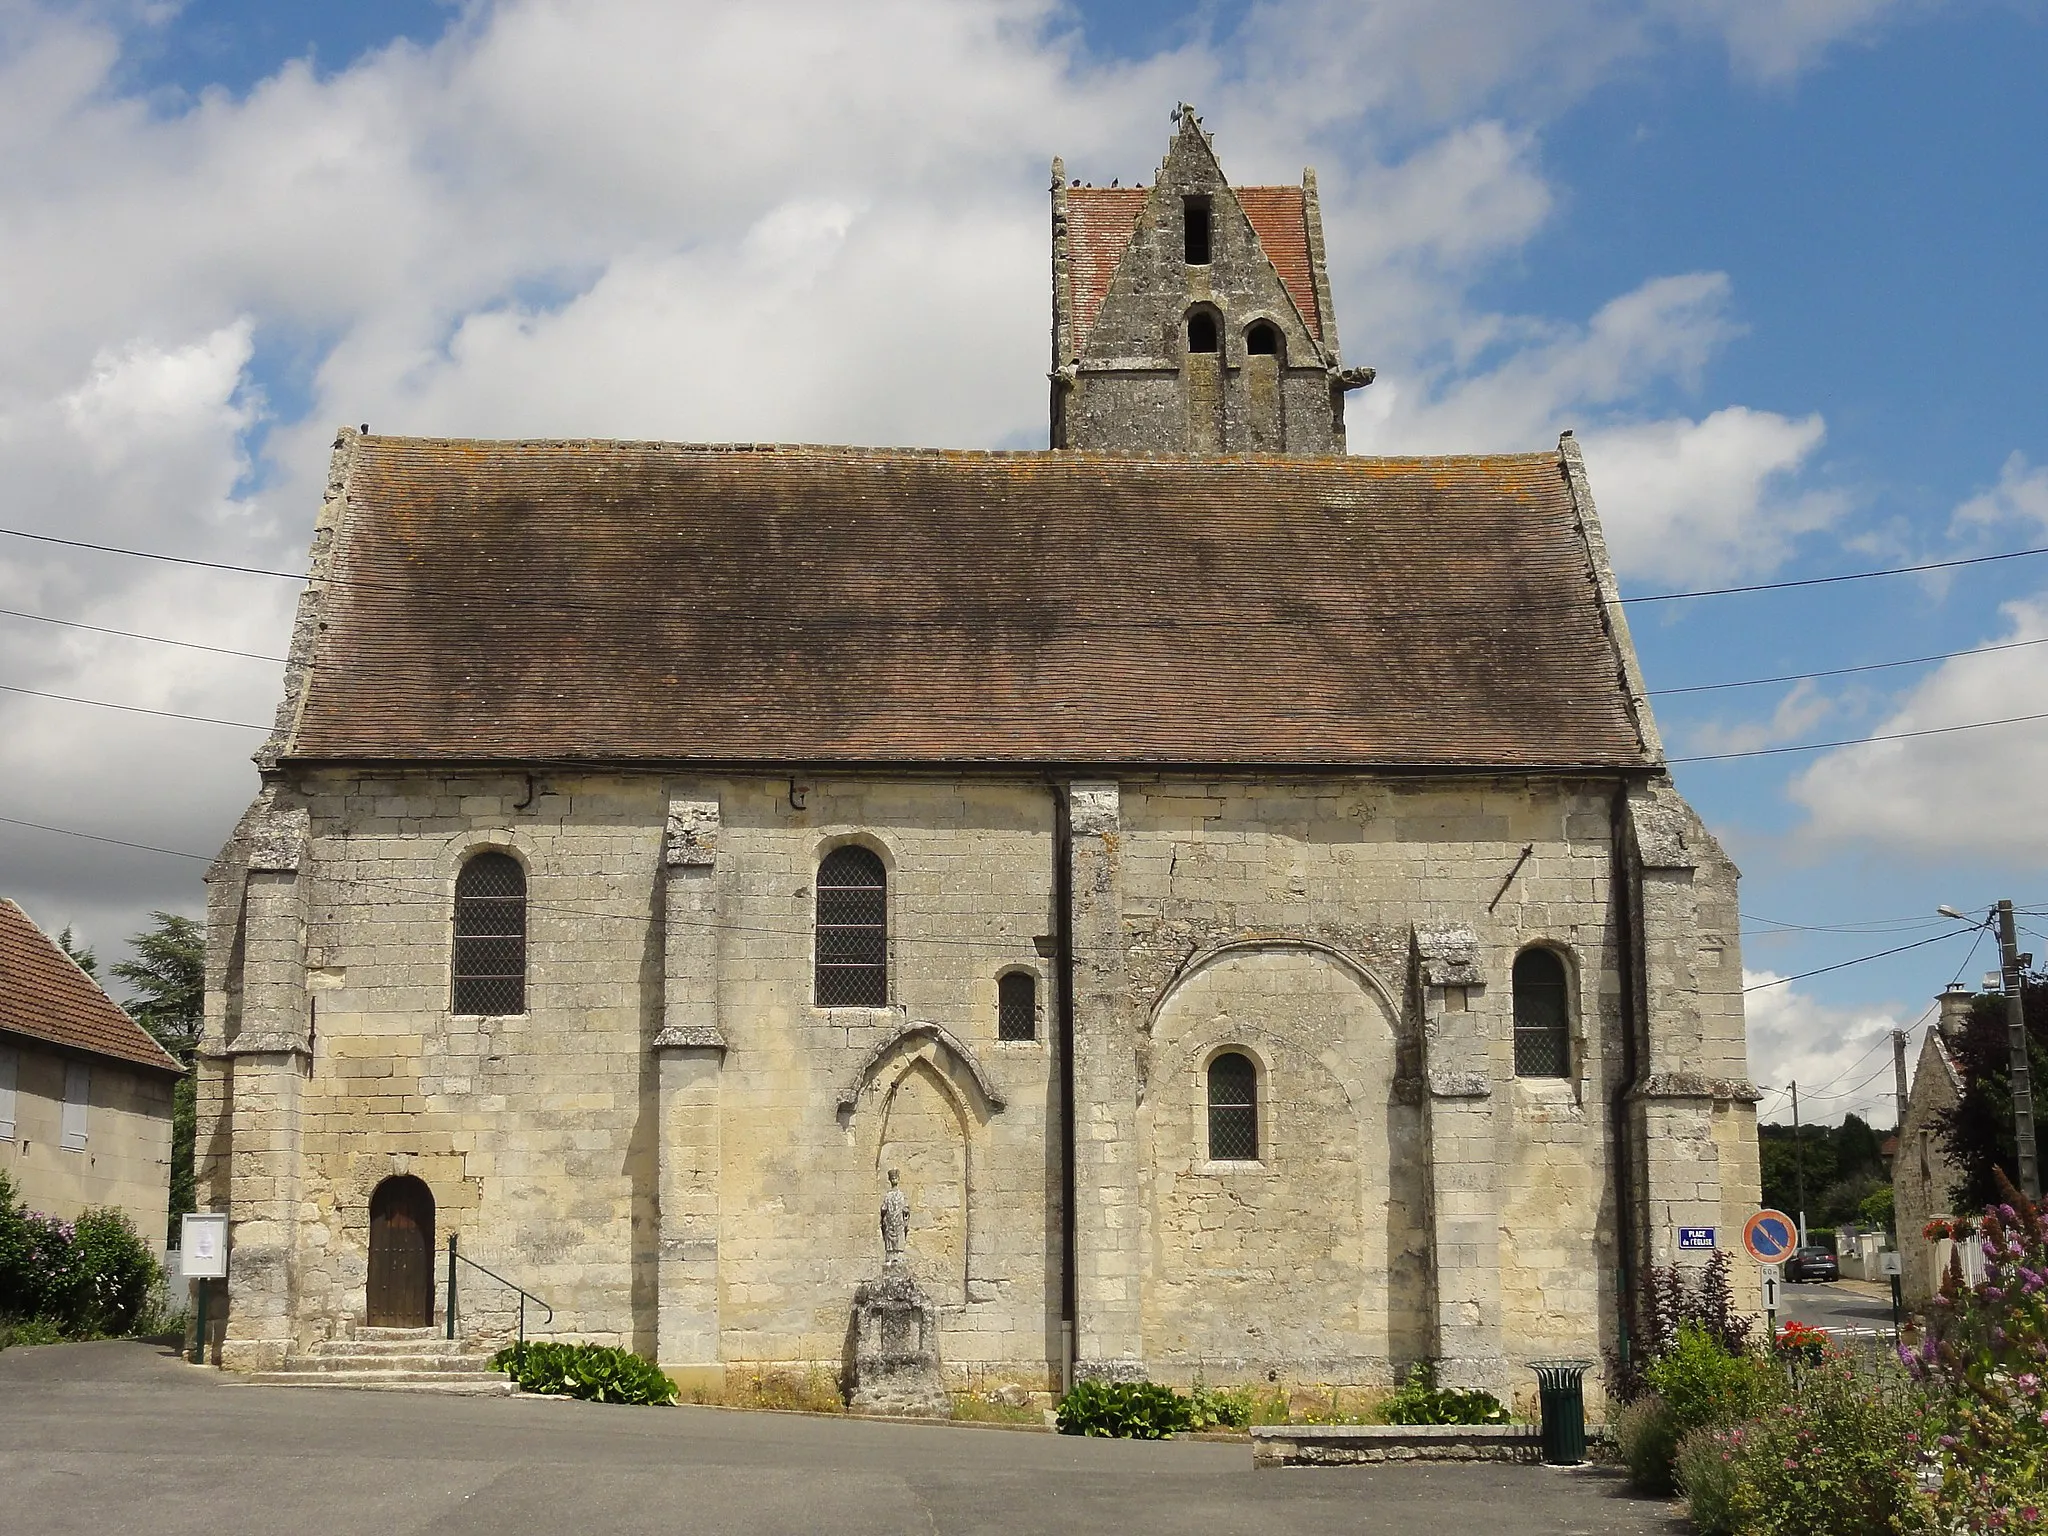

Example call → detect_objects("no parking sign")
1743 1209 1797 1265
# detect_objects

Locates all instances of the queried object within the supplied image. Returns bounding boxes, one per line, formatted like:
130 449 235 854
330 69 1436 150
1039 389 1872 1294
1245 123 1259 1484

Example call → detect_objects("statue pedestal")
848 1265 948 1417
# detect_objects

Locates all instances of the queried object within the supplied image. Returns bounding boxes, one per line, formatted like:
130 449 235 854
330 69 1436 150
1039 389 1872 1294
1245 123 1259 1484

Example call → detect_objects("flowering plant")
1903 1171 2048 1526
1775 1321 1831 1365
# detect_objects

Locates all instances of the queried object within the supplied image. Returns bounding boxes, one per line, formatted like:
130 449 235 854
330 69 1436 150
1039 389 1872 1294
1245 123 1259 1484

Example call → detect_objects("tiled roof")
1063 188 1147 353
1234 187 1322 341
281 437 1653 772
1063 185 1322 355
0 900 183 1074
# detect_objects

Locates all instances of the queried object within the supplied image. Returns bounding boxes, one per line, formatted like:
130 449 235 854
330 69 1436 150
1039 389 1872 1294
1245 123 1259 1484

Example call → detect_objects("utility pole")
1995 900 2041 1202
1893 1029 1911 1136
1791 1080 1808 1250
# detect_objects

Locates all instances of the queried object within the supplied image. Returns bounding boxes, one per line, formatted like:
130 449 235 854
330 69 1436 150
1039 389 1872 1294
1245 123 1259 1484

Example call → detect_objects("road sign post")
1745 1210 1796 1343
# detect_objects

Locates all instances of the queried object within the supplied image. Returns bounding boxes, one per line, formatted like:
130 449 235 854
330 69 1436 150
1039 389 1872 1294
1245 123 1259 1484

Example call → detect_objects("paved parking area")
0 1341 1685 1535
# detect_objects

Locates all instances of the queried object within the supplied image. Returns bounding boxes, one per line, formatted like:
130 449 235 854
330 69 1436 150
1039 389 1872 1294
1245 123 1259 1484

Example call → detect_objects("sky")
1 0 2043 1129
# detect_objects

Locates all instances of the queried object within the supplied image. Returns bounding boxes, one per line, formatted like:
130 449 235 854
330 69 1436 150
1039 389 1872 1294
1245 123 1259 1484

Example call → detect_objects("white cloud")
1791 594 2048 862
0 0 1923 966
1953 451 2048 536
1582 405 1844 583
1744 968 1916 1128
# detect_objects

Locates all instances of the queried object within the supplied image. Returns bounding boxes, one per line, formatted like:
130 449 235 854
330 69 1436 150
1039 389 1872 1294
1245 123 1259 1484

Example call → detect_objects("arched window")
1246 321 1281 357
452 850 525 1016
1207 1051 1258 1161
1186 309 1219 354
1513 948 1570 1078
816 845 887 1007
998 971 1037 1041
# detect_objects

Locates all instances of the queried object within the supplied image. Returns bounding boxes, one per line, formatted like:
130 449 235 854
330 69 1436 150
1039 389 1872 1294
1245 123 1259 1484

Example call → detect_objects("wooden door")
366 1176 434 1327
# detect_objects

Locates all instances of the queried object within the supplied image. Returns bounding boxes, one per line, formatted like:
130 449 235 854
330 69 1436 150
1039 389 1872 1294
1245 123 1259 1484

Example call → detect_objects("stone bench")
1251 1422 1542 1467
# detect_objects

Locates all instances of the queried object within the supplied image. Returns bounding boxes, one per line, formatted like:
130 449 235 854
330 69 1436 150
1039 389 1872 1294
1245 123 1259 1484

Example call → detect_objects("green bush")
1055 1379 1192 1438
1646 1323 1778 1440
1614 1393 1684 1495
0 1173 161 1338
1710 1357 1933 1536
488 1341 679 1406
1380 1362 1510 1425
1673 1423 1744 1536
1186 1382 1253 1430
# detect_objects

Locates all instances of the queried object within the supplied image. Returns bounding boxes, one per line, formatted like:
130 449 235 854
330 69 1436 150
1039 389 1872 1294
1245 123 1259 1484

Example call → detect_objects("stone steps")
239 1371 512 1396
231 1325 512 1394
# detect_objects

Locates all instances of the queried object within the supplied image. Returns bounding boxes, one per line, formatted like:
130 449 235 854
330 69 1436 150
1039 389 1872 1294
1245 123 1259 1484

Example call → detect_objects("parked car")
1785 1246 1839 1282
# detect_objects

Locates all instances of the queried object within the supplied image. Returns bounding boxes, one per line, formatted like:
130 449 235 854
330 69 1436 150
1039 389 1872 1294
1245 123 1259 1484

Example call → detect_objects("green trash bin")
1532 1359 1591 1466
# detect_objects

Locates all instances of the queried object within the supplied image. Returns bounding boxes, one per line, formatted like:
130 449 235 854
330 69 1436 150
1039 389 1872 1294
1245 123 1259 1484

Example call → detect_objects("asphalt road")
0 1340 1686 1536
1778 1277 1901 1336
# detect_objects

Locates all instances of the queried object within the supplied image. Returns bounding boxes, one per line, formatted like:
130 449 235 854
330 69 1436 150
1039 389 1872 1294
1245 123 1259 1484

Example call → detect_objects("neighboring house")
197 110 1759 1397
1895 984 1972 1305
0 898 182 1254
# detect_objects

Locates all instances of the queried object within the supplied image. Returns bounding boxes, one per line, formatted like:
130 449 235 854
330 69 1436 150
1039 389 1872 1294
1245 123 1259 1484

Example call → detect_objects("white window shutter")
61 1061 90 1150
0 1046 16 1142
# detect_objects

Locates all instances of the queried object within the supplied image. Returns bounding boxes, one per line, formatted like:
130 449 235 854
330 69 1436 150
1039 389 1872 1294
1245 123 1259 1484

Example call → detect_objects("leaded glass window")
998 971 1036 1041
1513 948 1570 1078
453 851 526 1016
1207 1051 1258 1161
816 845 887 1007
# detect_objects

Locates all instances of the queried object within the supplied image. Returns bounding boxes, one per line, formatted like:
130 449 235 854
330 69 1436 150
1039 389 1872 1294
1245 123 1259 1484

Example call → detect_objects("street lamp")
1939 901 2041 1201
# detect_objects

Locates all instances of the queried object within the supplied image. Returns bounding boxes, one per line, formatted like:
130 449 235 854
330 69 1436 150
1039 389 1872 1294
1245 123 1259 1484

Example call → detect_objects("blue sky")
1 0 2043 1125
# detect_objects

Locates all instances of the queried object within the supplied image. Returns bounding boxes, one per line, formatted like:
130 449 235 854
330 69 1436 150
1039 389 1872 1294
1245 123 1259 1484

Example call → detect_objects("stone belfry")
1051 106 1374 454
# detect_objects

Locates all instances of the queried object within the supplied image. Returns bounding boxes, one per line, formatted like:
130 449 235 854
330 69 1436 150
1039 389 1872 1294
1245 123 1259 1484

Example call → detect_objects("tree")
55 925 96 977
111 912 203 1065
112 912 204 1224
1935 969 2048 1212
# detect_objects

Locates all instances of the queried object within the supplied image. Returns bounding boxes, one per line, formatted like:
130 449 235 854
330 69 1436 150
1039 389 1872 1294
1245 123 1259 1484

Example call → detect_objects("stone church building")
197 112 1760 1398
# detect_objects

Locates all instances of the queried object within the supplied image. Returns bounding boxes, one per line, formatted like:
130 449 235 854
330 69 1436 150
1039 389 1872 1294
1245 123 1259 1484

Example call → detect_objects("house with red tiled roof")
194 110 1758 1405
0 898 180 1254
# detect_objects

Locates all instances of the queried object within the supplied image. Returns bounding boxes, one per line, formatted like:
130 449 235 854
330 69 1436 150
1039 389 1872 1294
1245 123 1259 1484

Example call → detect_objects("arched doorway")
366 1176 435 1328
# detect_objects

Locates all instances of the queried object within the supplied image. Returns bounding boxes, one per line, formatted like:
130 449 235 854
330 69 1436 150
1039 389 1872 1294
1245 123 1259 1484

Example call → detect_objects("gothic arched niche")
1142 943 1426 1377
876 1060 969 1307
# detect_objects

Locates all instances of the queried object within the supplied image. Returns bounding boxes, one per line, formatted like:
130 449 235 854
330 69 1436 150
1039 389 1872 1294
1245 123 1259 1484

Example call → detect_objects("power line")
1651 635 2048 697
1627 543 2048 604
0 607 288 663
0 814 212 862
0 683 270 731
9 521 2048 623
1670 710 2048 765
1742 930 1970 993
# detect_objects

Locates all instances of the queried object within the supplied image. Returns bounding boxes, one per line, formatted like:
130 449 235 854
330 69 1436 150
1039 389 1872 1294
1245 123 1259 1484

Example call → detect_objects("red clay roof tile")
0 900 182 1074
281 438 1652 772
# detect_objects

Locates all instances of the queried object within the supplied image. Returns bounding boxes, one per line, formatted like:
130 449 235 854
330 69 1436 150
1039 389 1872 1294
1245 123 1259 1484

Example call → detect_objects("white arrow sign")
1761 1266 1781 1313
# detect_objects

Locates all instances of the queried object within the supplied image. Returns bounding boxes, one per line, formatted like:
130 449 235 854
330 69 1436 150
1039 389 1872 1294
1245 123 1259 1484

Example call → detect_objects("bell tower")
1050 106 1373 454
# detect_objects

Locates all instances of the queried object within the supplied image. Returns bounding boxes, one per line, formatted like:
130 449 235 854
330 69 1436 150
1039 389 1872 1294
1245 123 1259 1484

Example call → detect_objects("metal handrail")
445 1233 553 1372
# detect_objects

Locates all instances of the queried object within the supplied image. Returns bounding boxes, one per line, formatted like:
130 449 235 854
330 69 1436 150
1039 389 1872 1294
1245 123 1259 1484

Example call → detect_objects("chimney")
1937 983 1975 1039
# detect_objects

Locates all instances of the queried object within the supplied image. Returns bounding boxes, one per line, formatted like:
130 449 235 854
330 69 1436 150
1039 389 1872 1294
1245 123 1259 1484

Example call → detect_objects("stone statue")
849 1167 945 1415
880 1169 910 1265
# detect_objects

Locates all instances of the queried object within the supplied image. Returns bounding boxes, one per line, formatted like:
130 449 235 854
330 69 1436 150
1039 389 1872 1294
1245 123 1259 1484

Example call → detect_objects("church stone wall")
1114 776 1630 1390
199 764 1754 1400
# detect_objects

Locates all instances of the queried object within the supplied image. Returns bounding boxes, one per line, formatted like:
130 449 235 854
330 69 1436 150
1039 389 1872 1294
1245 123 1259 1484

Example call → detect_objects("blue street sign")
1677 1227 1716 1250
1744 1209 1797 1264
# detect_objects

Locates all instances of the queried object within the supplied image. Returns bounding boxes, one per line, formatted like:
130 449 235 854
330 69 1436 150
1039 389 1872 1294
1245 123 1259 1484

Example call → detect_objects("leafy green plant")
0 1174 161 1338
1185 1377 1253 1430
1054 1379 1192 1438
0 1315 63 1352
1613 1393 1684 1495
488 1341 679 1406
1708 1356 1934 1536
1379 1362 1509 1425
1672 1422 1745 1536
1645 1323 1778 1441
